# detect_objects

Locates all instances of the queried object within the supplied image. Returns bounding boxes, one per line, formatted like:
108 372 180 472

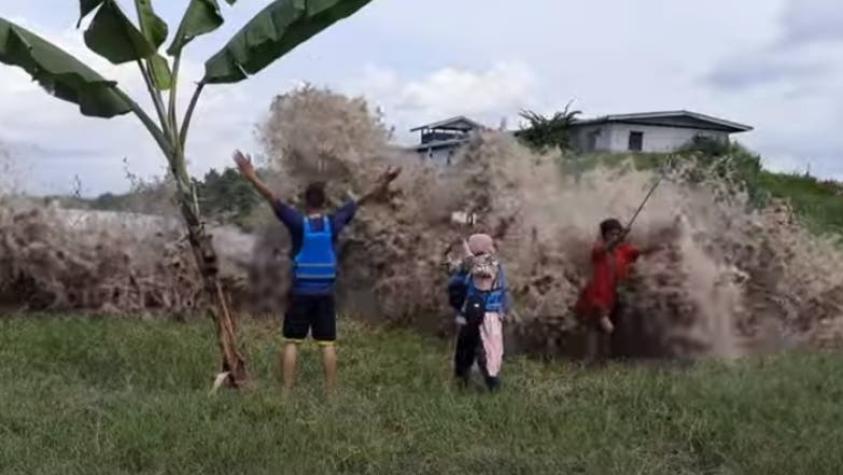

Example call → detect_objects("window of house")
587 130 600 152
628 131 644 152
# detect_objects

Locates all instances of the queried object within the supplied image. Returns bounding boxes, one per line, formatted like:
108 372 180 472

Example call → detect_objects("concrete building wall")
570 124 613 152
604 124 728 153
416 146 459 165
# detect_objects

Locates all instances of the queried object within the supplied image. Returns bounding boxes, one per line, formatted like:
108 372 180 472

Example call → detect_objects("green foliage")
0 18 131 117
77 166 262 228
567 141 769 208
193 167 262 228
77 0 106 25
560 140 843 238
167 0 225 56
82 1 158 64
517 103 582 153
135 0 169 49
134 0 173 89
2 316 843 474
203 0 374 84
759 171 843 236
678 134 732 157
675 140 768 208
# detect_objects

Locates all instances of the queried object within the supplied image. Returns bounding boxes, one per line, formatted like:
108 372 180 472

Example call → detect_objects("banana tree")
0 0 373 388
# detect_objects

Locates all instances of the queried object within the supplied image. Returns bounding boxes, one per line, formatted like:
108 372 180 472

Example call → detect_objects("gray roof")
571 110 753 133
410 115 486 132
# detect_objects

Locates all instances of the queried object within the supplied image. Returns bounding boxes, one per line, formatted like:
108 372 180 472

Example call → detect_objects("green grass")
2 317 843 474
758 171 843 236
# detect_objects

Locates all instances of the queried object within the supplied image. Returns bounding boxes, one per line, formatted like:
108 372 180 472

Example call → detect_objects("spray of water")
251 86 843 358
2 89 842 360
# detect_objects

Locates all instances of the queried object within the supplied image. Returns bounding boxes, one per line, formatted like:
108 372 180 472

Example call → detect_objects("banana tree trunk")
171 150 247 388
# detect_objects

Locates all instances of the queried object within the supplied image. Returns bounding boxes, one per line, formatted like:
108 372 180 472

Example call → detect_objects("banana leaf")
135 0 168 48
167 0 224 56
203 0 372 84
77 0 105 27
0 18 130 117
84 0 155 64
135 0 172 90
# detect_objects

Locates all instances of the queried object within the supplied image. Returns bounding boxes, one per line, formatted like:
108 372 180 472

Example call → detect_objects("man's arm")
356 165 402 207
233 150 279 207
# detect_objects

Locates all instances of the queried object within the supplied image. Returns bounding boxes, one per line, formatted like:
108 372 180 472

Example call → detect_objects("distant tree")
91 192 120 210
195 167 260 227
518 103 582 153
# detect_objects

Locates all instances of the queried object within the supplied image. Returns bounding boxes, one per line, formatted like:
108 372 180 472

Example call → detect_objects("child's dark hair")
600 218 623 238
304 182 326 209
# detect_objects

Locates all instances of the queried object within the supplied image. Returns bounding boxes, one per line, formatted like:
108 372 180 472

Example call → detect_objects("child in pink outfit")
447 234 509 391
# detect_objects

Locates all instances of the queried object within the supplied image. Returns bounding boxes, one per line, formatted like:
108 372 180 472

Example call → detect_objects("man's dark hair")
303 182 326 210
600 218 623 238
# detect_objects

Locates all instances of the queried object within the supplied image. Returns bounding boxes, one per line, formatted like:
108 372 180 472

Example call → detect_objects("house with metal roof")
409 116 487 165
409 111 752 163
567 110 753 154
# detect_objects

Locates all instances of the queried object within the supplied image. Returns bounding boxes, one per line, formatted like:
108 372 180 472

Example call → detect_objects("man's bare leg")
320 343 337 395
282 342 299 392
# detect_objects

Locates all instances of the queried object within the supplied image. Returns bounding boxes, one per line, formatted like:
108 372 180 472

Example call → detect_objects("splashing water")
3 89 843 360
250 86 843 359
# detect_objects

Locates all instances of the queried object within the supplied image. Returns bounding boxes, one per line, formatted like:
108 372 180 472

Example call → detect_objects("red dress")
575 241 640 321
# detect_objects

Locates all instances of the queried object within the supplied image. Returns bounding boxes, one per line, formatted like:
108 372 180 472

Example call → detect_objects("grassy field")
758 171 843 236
2 316 843 474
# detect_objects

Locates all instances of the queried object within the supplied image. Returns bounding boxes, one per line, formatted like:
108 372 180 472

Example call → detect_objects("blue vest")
293 216 337 283
462 266 507 313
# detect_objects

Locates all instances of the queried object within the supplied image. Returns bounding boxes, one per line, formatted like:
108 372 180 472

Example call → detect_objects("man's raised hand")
379 165 402 186
358 165 403 206
233 150 256 180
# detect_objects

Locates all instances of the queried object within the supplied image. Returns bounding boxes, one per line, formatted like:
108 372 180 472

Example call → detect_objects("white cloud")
397 62 535 116
345 62 537 142
4 0 843 195
701 0 843 179
0 19 254 195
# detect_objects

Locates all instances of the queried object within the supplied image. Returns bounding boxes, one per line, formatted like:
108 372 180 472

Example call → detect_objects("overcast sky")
2 0 842 196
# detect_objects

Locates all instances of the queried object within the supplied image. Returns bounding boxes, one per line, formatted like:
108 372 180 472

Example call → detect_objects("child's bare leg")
585 327 601 364
598 314 615 334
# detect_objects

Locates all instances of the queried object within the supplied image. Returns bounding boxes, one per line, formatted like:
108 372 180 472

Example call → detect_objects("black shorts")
283 294 336 343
